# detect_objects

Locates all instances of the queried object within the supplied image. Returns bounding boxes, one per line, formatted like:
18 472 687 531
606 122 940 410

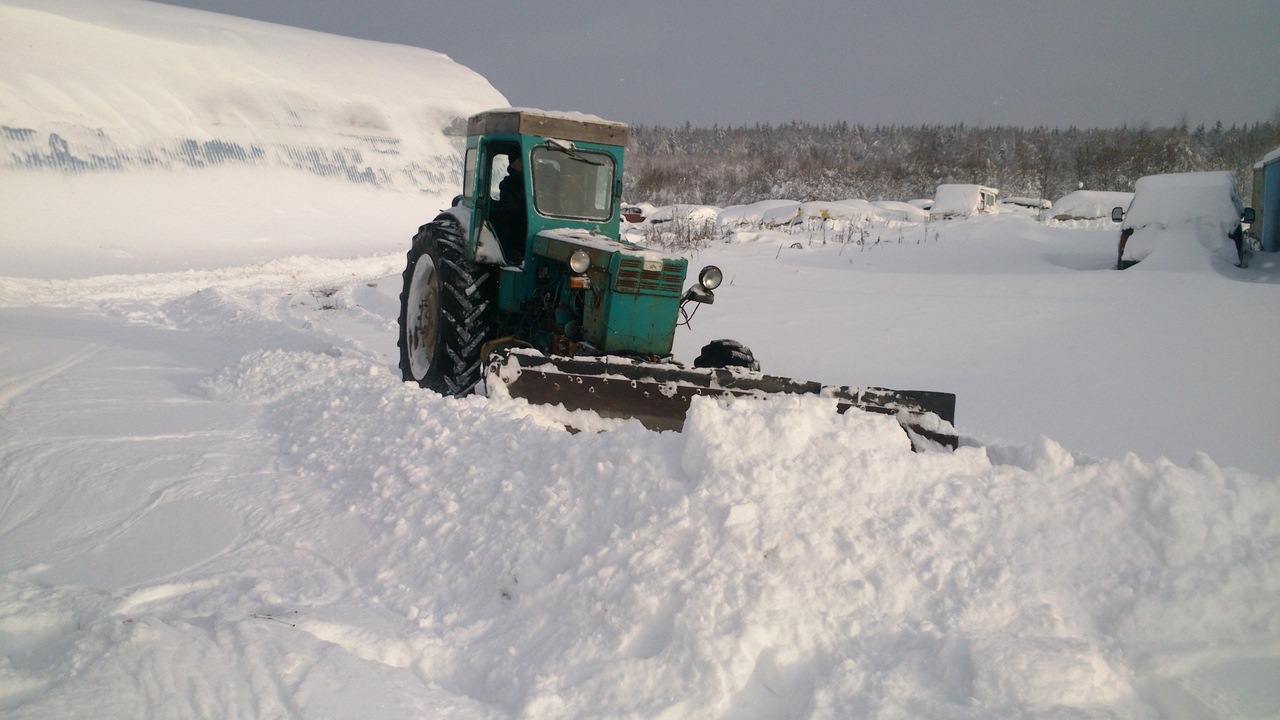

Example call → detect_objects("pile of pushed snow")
5 319 1278 717
1051 190 1135 220
0 0 506 190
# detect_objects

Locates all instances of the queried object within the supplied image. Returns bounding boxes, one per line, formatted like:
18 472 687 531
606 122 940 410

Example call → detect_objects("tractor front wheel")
398 218 494 395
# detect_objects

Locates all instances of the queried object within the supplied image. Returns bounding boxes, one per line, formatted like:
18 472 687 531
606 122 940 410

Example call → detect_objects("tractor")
397 109 957 449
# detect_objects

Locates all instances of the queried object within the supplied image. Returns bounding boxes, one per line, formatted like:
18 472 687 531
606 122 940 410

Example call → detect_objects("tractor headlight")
569 249 591 274
698 265 723 290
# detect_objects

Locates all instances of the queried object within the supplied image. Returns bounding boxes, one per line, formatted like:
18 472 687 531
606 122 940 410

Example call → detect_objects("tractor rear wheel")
398 217 494 395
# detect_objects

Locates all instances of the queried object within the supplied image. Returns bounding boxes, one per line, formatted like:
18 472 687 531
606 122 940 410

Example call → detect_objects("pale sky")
152 0 1279 129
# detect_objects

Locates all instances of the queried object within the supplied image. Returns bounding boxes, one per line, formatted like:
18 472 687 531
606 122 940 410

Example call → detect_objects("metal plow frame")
486 350 958 451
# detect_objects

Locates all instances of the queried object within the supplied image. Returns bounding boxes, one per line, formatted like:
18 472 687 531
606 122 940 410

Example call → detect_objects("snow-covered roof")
467 108 629 146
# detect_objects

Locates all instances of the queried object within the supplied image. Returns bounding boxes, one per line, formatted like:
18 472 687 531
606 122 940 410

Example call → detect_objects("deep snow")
2 1 1279 718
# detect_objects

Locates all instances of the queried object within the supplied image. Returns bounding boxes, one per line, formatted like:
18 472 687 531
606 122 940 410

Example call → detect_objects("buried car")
1111 171 1255 269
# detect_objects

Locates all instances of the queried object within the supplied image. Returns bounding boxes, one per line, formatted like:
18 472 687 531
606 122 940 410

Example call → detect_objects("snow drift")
0 0 507 279
0 0 504 189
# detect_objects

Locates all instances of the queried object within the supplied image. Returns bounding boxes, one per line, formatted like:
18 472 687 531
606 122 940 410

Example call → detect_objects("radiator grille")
614 257 684 295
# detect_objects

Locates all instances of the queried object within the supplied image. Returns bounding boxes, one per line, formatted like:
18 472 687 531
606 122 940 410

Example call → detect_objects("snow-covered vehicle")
930 184 999 219
1111 172 1255 269
1051 190 1134 221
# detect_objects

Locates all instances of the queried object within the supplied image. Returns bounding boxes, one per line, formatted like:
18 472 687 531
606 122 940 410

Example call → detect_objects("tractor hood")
533 229 688 355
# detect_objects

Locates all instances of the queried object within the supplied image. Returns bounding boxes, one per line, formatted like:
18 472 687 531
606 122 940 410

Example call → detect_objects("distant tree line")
624 118 1280 207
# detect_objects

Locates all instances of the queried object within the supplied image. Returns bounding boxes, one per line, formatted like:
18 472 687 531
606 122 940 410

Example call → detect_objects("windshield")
531 146 615 221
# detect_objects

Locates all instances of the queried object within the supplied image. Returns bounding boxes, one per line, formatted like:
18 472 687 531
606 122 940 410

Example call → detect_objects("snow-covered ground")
2 1 1279 718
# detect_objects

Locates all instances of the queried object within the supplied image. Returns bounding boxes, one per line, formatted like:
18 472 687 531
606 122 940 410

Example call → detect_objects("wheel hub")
405 255 439 380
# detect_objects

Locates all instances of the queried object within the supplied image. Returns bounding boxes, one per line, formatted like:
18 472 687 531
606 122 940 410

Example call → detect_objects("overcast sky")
151 0 1278 130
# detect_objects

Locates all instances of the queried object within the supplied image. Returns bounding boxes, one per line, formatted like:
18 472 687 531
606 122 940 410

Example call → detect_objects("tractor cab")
448 109 704 357
462 110 627 267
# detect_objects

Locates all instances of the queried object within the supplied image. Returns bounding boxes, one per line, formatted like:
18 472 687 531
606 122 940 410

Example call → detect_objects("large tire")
694 339 760 371
398 218 494 395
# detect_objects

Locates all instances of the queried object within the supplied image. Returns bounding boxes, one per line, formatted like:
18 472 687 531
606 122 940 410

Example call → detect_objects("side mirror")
1242 207 1256 224
1110 206 1125 223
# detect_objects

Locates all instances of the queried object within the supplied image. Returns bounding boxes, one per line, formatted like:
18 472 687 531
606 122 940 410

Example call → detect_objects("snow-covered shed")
930 184 999 219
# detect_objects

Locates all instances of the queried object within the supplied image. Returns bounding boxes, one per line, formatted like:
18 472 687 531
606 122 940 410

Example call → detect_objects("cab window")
462 147 478 201
531 146 615 221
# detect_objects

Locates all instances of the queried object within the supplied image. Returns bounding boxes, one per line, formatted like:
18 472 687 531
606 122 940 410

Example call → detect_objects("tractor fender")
439 206 508 265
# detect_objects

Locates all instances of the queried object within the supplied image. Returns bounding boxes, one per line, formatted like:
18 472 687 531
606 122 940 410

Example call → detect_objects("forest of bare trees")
624 118 1279 207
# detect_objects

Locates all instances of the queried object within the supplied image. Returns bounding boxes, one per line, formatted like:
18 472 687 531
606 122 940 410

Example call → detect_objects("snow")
2 1 1280 719
872 200 931 223
1003 197 1052 209
716 200 802 228
645 203 721 225
1120 172 1246 268
1051 190 1136 221
0 0 506 195
931 184 998 218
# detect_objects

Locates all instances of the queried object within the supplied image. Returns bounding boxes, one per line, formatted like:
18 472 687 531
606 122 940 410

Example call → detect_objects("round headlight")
569 249 591 274
698 265 723 290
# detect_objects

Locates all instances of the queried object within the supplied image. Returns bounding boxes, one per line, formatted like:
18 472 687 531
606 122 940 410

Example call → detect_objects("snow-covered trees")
625 121 1278 207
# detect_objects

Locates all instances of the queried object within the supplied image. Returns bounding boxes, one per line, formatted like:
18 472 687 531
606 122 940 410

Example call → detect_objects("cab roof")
467 109 629 147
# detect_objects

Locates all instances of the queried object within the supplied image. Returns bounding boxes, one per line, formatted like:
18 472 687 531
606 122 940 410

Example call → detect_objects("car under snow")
1112 171 1255 270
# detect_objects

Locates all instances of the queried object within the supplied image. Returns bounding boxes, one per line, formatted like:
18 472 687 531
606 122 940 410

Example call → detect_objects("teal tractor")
398 109 957 449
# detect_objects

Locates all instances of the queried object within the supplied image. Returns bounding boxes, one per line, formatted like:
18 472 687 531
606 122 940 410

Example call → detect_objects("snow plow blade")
486 350 958 451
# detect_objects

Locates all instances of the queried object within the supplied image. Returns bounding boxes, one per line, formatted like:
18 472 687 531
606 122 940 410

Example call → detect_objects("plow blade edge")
486 350 958 451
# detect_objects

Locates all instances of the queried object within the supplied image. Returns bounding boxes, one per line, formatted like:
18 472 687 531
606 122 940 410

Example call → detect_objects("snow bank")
0 0 507 279
0 0 506 191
